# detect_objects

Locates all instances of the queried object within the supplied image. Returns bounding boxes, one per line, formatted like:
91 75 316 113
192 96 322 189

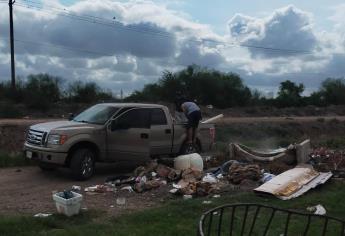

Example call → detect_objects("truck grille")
26 129 47 146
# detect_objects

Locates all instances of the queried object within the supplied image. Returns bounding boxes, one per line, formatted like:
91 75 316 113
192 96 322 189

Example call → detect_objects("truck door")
149 108 173 156
107 108 151 161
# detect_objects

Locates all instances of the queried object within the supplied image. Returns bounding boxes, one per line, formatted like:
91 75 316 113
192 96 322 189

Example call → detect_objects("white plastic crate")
52 191 83 217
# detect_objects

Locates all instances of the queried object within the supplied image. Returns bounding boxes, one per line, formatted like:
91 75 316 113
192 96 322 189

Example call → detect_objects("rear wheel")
70 148 95 180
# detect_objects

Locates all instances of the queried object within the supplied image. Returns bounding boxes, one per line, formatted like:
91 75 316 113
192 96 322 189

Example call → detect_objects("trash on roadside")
52 191 83 217
116 197 126 206
169 188 178 194
120 186 134 193
254 165 332 200
202 173 218 183
260 173 276 183
229 139 311 165
228 163 261 184
203 200 212 204
307 204 326 215
84 185 114 193
183 194 193 200
34 213 52 218
174 153 203 171
72 185 81 191
213 194 221 198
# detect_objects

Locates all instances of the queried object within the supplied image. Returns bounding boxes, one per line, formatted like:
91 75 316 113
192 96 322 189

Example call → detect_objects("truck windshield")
73 105 119 125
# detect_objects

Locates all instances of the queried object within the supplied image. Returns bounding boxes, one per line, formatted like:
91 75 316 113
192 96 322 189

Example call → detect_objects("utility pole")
9 0 15 90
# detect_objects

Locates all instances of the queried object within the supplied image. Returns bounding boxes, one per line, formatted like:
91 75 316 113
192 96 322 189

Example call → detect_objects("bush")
0 102 23 118
65 81 113 103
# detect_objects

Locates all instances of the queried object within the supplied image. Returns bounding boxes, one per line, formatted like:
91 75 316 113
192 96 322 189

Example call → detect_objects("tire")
70 148 95 180
38 162 57 171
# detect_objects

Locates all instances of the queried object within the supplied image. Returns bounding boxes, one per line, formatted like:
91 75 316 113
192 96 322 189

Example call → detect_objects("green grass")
0 151 32 168
0 181 344 236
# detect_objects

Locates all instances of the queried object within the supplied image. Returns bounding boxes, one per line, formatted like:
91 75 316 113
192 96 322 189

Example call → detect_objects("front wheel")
70 148 95 180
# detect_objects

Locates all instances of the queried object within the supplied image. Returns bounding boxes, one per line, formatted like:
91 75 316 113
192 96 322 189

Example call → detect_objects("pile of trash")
309 148 345 172
81 140 340 201
84 154 268 200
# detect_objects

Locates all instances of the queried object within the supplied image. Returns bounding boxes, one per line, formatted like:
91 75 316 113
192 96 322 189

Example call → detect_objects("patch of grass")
0 151 33 168
318 137 345 149
0 181 344 236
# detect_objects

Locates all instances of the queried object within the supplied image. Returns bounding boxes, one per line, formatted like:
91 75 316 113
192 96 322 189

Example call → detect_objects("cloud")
228 5 318 58
176 41 225 67
0 1 344 95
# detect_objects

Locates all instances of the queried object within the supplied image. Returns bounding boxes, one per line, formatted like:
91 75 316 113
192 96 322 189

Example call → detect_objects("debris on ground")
260 173 276 183
52 191 83 217
228 163 261 184
71 185 81 191
254 165 332 200
174 153 204 171
307 204 327 215
73 140 340 202
116 197 126 206
84 185 115 193
34 213 52 218
229 139 311 165
309 148 345 172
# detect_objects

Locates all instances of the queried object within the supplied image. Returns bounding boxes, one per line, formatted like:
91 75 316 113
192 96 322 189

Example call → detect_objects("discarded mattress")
254 165 332 200
229 139 310 164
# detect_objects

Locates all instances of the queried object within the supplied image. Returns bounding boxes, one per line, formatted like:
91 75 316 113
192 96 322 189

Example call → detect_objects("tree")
65 81 113 103
127 65 252 108
319 78 345 105
25 74 61 109
276 80 305 107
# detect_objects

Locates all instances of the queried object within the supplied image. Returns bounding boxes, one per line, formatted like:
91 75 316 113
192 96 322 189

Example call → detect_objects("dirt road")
0 164 171 216
1 116 345 127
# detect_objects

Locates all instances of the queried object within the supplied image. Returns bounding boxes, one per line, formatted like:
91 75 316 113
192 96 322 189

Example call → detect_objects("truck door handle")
165 129 171 134
140 133 149 139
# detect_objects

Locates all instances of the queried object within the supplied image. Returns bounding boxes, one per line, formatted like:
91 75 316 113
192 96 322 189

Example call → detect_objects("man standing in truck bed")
181 100 202 151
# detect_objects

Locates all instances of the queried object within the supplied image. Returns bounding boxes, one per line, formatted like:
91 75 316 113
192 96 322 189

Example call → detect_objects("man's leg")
187 127 193 144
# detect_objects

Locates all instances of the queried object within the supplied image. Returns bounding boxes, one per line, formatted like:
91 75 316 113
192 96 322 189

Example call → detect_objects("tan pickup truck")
23 103 215 180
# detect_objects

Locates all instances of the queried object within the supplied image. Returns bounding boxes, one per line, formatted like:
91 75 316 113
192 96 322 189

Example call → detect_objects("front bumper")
23 143 68 165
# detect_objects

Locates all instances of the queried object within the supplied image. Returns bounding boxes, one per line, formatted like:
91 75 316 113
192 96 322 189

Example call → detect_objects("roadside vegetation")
1 65 345 118
0 181 344 236
0 151 32 168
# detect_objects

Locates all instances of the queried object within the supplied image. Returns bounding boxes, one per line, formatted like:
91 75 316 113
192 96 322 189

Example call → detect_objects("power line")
0 36 114 57
13 0 313 55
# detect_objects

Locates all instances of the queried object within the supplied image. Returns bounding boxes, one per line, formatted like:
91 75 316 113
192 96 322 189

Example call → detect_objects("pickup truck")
23 103 215 180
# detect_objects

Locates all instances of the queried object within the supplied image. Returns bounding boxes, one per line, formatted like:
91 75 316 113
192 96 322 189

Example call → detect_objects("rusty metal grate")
198 203 345 236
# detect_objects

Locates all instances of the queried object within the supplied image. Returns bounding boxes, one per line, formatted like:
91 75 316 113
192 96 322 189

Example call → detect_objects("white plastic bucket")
52 191 83 217
174 153 203 171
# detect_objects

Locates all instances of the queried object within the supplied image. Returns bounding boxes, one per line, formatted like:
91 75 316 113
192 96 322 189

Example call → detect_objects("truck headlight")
47 134 68 145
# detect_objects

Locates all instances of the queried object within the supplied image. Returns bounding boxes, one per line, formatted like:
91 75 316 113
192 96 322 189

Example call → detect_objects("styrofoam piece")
52 191 83 217
201 114 224 124
174 153 203 171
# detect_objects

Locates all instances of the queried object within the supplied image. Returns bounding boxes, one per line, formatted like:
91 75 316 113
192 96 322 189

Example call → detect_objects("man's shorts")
186 110 202 128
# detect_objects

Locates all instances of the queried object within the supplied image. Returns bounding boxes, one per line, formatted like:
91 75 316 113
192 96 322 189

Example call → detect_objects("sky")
0 0 344 97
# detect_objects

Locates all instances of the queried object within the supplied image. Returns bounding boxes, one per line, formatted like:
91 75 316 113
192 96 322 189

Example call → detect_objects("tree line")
127 65 345 108
0 74 114 111
0 65 344 113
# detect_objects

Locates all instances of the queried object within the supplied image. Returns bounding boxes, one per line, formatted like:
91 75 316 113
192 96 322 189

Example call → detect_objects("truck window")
151 108 167 125
117 108 150 128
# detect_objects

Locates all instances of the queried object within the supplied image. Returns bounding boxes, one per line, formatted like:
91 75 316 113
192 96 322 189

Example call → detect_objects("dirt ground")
0 163 175 217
